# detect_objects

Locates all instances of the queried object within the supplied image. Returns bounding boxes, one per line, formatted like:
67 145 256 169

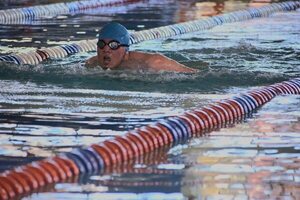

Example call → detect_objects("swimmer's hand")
85 56 98 68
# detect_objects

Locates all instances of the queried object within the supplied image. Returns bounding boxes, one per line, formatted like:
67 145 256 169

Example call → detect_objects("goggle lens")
97 40 128 50
108 41 119 49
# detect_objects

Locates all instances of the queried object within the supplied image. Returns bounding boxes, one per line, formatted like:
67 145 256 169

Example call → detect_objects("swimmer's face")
97 39 127 70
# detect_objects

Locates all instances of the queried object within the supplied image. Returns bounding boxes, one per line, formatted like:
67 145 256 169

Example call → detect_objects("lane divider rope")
0 1 299 65
0 0 139 24
0 78 299 199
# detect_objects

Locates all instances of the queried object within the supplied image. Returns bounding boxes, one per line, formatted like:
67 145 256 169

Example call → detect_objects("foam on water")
0 59 292 94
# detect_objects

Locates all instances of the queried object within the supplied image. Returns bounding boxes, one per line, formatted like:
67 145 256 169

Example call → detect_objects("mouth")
103 55 111 65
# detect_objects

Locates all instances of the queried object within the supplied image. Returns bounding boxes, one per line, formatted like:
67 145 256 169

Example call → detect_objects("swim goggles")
97 40 129 50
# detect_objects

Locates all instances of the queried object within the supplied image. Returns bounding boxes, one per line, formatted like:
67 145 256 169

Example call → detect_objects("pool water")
0 0 299 199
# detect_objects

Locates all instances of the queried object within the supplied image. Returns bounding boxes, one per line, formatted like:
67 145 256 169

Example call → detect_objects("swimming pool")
0 0 299 199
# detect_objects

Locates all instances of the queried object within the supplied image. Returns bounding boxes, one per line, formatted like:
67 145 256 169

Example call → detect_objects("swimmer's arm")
146 54 197 73
85 56 98 67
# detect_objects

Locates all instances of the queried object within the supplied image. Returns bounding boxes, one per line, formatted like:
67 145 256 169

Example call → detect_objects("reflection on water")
181 96 300 199
0 79 221 162
0 0 300 199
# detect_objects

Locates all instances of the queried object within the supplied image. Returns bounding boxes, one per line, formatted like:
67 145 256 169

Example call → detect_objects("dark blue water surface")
0 0 299 199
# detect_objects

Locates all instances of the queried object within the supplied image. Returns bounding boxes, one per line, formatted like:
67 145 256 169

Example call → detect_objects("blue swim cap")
98 22 130 46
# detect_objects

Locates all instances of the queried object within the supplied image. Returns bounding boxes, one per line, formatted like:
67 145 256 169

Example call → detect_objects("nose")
102 44 111 52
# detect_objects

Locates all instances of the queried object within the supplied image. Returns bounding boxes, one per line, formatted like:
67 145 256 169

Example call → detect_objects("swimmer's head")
97 22 130 70
98 22 130 48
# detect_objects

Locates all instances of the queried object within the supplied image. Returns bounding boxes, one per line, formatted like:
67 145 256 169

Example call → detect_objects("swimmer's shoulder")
131 51 197 73
127 51 161 66
128 51 154 60
126 51 197 73
85 55 98 68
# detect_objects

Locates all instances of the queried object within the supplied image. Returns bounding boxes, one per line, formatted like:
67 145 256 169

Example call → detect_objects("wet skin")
86 39 197 73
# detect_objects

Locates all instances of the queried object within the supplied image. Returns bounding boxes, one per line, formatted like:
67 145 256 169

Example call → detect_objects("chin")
102 64 117 70
105 65 116 69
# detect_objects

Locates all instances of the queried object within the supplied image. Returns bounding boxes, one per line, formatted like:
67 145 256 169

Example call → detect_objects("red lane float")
0 78 299 199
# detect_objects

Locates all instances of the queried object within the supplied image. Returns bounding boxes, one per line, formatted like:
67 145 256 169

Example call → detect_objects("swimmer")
85 22 197 73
